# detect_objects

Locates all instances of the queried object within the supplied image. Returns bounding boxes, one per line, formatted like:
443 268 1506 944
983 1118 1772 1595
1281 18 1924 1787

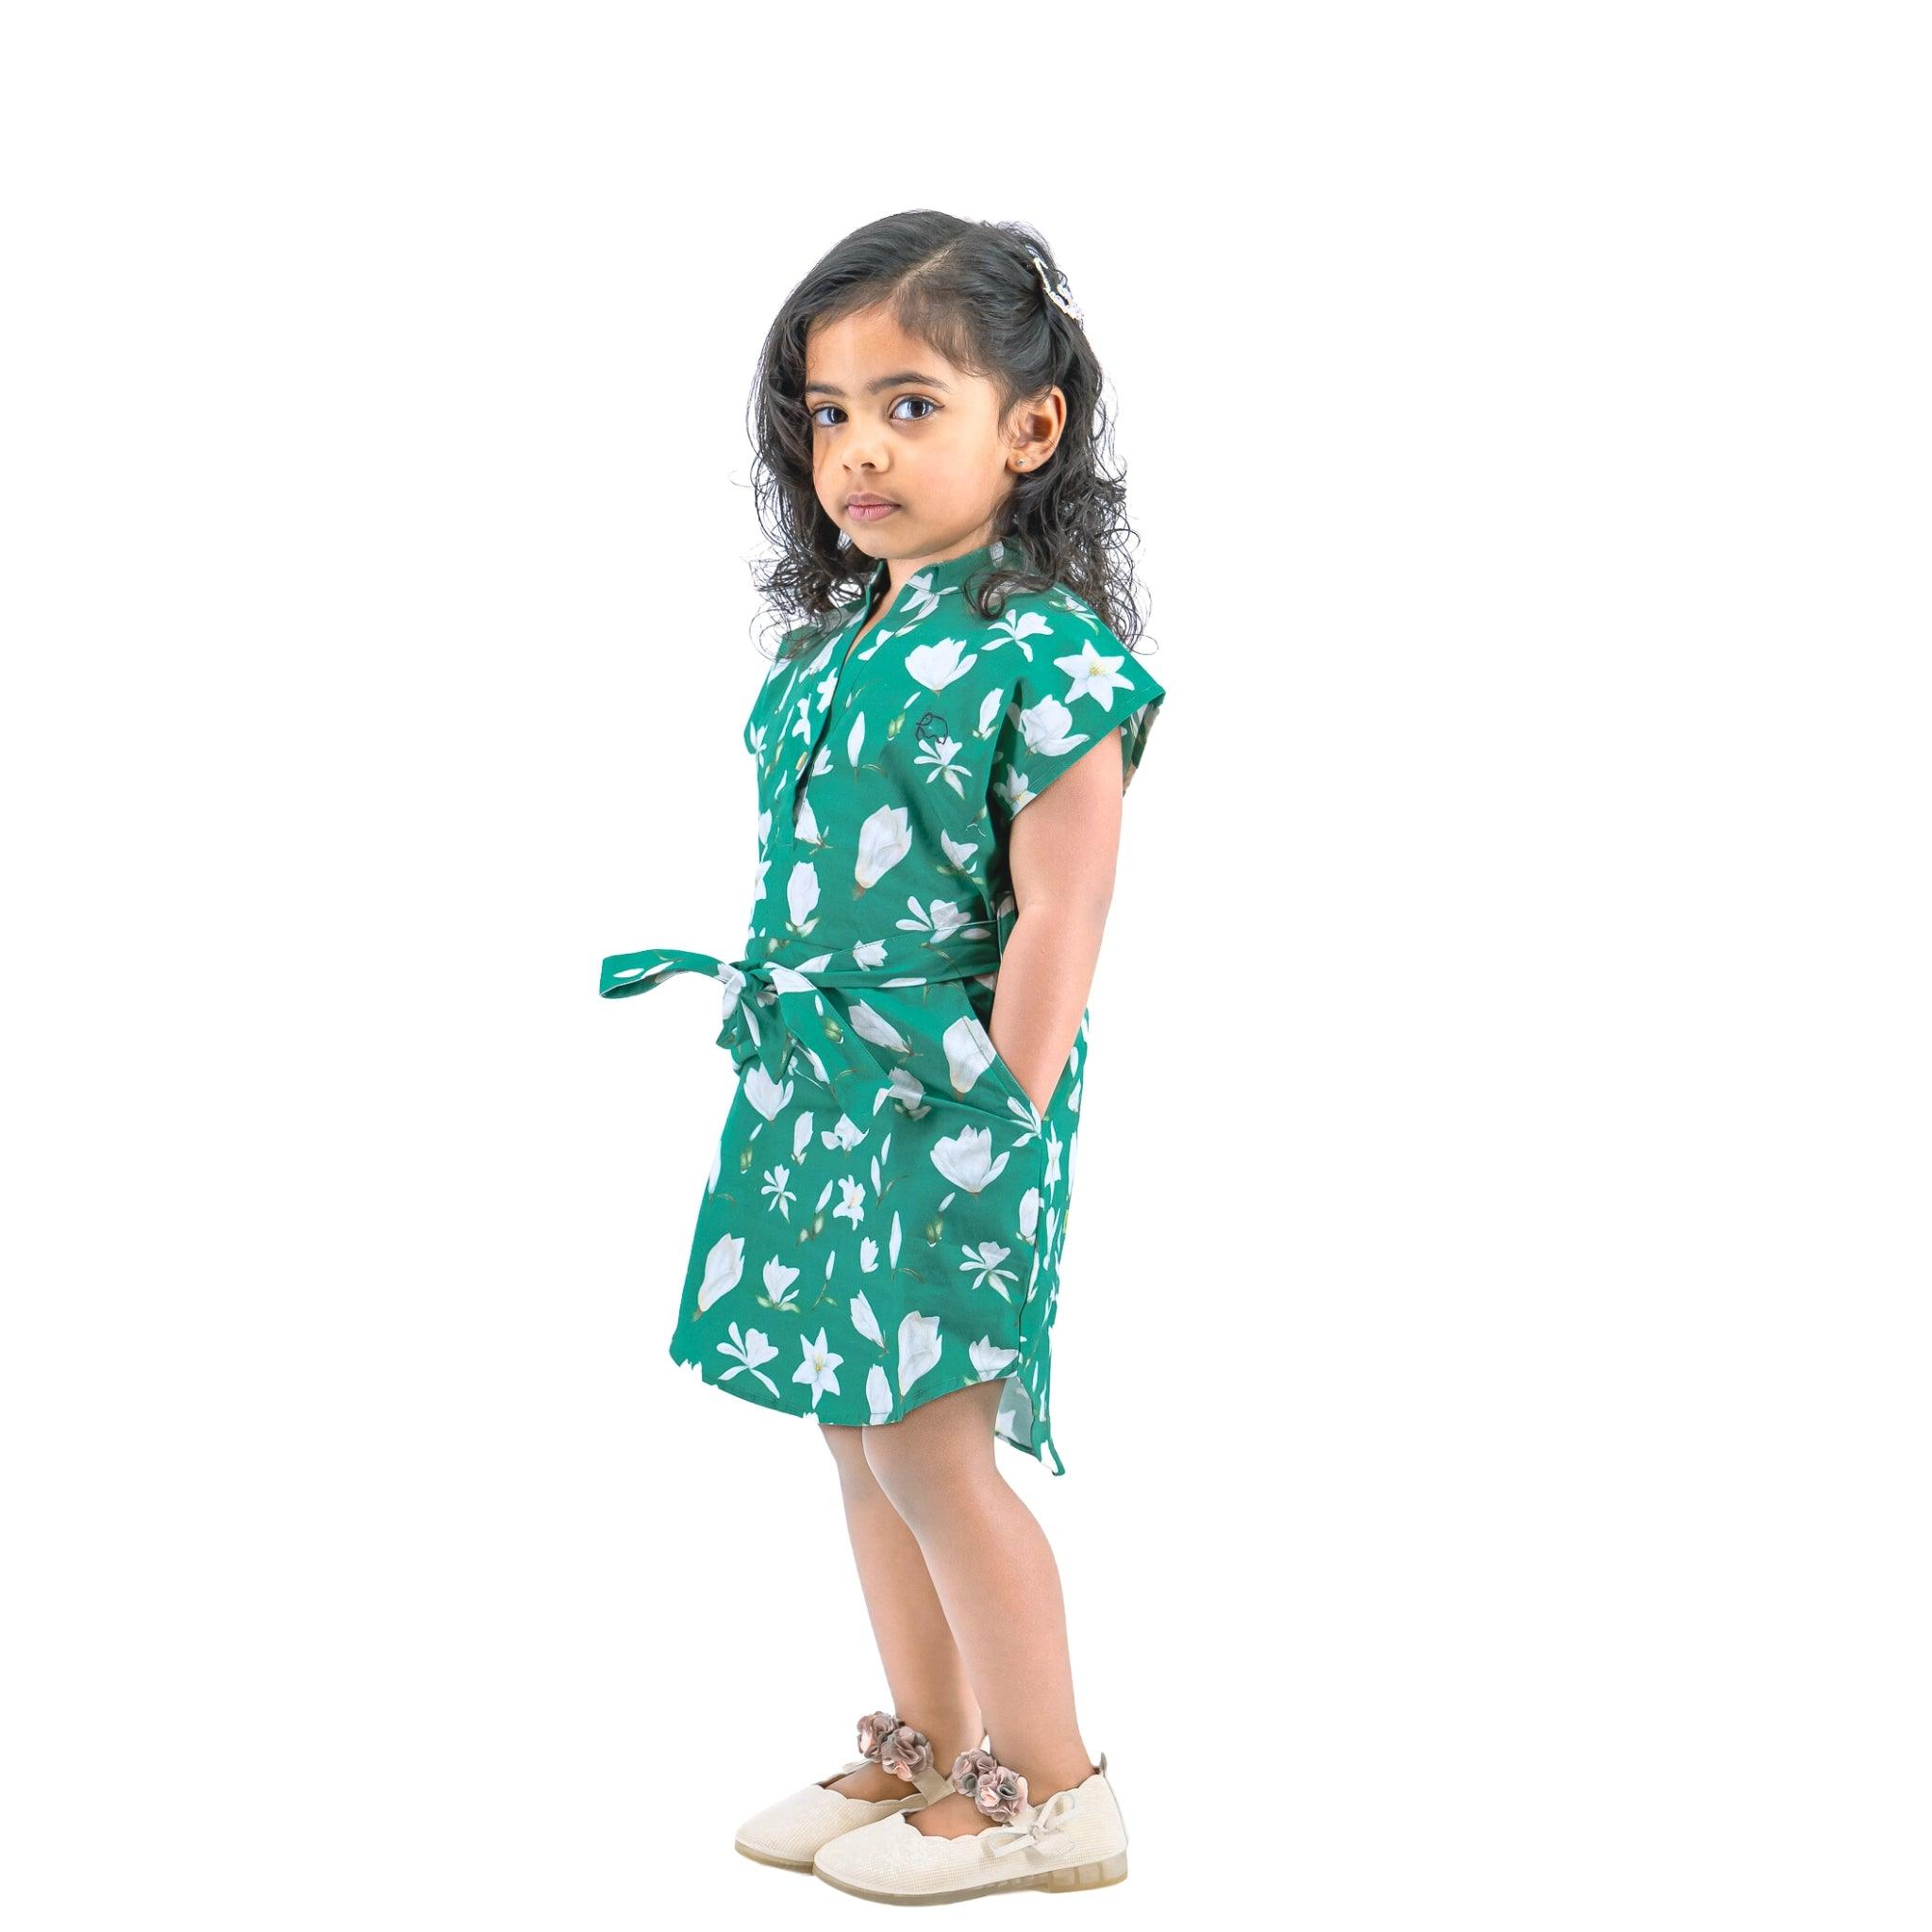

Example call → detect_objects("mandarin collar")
862 534 1026 619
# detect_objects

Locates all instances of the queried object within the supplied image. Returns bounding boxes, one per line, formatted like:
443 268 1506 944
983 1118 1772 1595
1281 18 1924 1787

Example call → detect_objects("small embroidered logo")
914 709 950 750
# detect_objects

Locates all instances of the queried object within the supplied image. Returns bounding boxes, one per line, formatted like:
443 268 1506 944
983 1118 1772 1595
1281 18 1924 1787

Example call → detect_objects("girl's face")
804 305 1063 577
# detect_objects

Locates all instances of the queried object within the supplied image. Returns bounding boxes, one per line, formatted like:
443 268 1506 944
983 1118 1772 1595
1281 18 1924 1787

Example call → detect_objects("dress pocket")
934 976 1040 1120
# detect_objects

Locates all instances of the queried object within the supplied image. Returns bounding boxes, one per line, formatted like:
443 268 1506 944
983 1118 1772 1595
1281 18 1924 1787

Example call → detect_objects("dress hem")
668 1334 1066 1476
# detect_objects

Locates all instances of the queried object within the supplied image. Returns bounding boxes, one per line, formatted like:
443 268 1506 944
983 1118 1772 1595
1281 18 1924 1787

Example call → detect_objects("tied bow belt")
598 928 1006 1116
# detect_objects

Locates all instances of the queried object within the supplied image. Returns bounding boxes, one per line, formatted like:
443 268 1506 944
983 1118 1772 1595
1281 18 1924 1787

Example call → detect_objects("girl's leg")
816 1420 985 1802
858 1381 1097 1839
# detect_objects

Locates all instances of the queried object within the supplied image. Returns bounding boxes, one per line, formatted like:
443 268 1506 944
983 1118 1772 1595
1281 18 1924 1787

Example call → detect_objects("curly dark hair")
744 209 1151 665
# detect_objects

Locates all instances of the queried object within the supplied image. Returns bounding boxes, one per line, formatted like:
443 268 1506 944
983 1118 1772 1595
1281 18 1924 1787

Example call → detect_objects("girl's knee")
860 1391 998 1505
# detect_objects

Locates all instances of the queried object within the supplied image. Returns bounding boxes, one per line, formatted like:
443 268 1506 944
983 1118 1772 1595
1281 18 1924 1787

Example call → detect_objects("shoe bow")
985 1787 1080 1857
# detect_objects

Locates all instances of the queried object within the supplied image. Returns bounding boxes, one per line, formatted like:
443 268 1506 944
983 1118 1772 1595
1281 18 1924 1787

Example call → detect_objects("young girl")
599 211 1167 1905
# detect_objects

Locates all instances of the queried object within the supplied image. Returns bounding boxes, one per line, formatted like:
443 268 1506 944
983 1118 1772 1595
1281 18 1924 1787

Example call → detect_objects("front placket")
787 604 888 822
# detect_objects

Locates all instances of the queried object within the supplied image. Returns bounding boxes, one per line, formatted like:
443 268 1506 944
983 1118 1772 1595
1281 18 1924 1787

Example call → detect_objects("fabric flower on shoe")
857 1708 934 1783
949 1745 1027 1824
878 1723 934 1781
949 1746 999 1795
857 1710 901 1758
973 1762 1029 1824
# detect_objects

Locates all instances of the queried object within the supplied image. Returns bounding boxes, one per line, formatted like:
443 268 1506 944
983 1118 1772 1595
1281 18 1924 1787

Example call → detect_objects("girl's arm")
987 725 1125 1113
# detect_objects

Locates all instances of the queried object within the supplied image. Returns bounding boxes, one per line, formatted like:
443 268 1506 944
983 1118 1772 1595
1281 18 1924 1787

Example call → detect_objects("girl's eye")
807 397 939 428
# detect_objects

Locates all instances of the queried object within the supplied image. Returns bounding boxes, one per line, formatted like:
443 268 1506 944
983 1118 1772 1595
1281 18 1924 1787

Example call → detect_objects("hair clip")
1027 249 1086 325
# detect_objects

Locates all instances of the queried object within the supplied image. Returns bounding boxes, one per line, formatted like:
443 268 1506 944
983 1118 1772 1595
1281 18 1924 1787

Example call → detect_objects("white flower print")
791 1112 814 1161
1019 1188 1041 1242
850 1288 883 1346
913 733 969 795
898 897 983 943
848 1000 910 1055
992 765 1035 816
718 1323 780 1396
852 938 887 968
1042 1123 1064 1190
884 1065 928 1115
858 1236 880 1274
868 1361 894 1424
793 1328 843 1407
854 804 912 888
982 608 1052 658
794 795 821 846
904 636 978 691
1051 583 1112 629
759 1254 801 1310
941 830 979 870
846 712 866 765
897 1310 941 1393
959 1240 1019 1302
970 1335 1020 1380
941 1011 1005 1096
930 1124 1009 1192
743 1064 793 1123
832 1174 867 1228
890 1211 903 1269
696 1233 744 1312
760 1163 795 1219
1054 641 1138 709
898 570 949 624
975 687 1006 739
787 859 821 931
820 1112 869 1152
1012 692 1090 759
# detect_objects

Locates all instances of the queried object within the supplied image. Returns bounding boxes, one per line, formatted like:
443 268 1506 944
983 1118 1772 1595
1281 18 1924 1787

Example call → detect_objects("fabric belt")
598 930 1005 1114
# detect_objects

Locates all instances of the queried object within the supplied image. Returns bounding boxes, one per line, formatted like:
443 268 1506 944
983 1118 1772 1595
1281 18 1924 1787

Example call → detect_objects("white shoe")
732 1711 964 1872
811 1749 1129 1903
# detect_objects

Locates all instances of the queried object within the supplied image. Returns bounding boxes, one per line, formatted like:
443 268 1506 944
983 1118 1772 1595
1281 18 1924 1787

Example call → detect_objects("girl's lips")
849 501 899 522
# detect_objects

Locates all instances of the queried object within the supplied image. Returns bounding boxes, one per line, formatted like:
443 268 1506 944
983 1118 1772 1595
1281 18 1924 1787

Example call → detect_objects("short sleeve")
990 624 1167 820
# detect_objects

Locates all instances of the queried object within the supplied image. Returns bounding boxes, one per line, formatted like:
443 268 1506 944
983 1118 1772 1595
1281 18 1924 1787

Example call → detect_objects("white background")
5 5 1925 1927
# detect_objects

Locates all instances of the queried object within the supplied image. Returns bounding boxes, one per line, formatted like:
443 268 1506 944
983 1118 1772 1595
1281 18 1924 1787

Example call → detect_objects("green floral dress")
598 535 1166 1475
